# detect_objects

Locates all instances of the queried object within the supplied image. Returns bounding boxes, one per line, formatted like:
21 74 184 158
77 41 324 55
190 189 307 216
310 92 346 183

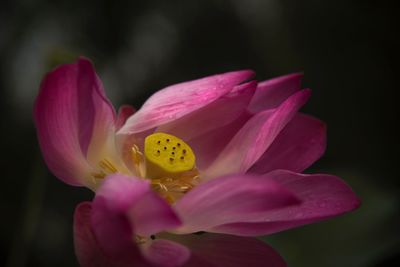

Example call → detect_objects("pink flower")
34 58 360 267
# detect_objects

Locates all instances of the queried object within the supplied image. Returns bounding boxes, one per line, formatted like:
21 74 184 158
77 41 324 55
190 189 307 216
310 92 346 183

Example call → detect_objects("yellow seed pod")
144 132 195 179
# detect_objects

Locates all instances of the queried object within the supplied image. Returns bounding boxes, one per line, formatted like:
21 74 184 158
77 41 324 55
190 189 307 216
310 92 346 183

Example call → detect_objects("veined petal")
205 89 311 178
188 112 251 170
34 58 116 186
249 114 326 174
157 81 256 141
211 170 360 236
142 239 190 267
92 174 181 241
174 174 299 234
74 202 148 267
74 202 109 267
162 233 286 267
89 174 188 266
248 73 303 113
118 70 254 134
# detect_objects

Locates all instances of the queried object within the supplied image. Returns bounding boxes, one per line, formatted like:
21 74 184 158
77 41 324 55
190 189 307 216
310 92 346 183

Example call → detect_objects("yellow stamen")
99 159 118 173
135 235 148 244
144 132 199 203
91 133 199 203
150 173 200 204
91 159 118 179
144 132 195 179
131 144 145 177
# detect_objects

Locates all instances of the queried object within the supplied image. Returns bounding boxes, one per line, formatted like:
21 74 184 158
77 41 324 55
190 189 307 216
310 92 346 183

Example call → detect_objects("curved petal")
205 89 311 178
249 114 326 174
211 170 361 236
74 202 109 267
74 202 147 267
142 239 190 267
174 174 299 234
118 70 255 134
34 58 116 186
163 233 287 267
93 174 181 236
248 73 303 113
188 111 251 170
116 105 136 130
157 81 256 141
74 200 187 267
91 174 181 261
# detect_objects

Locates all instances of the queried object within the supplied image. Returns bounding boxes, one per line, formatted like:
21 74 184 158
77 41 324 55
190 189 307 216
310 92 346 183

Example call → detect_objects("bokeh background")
1 0 398 266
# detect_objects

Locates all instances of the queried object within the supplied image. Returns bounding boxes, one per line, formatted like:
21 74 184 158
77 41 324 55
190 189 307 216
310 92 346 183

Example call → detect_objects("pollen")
144 132 195 179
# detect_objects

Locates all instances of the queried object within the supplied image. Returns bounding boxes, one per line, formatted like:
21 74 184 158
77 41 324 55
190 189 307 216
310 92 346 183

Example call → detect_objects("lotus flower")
34 58 360 267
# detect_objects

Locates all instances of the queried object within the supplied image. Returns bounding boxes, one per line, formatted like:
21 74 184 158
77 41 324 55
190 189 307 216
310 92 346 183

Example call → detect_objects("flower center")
92 132 199 203
144 132 195 179
144 132 199 203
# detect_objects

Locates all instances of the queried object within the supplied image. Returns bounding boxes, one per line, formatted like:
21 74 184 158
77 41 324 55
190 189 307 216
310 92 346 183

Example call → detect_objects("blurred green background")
1 0 398 266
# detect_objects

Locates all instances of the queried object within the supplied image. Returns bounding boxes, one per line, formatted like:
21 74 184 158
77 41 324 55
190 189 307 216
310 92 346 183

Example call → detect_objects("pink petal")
205 89 311 178
74 202 147 267
249 114 326 174
248 73 303 113
188 111 251 170
93 174 181 242
90 173 186 265
116 105 136 130
174 174 299 234
118 70 254 134
142 239 190 267
211 170 361 236
34 58 116 186
169 233 287 267
74 202 110 267
157 81 256 142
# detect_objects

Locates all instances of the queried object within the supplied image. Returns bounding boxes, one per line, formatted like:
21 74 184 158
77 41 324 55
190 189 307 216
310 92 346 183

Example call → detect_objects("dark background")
1 0 398 266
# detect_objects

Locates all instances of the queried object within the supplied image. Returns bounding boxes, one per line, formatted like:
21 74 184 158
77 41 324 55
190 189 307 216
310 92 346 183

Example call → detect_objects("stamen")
150 172 200 204
135 235 148 245
92 159 118 179
99 159 118 173
131 145 146 178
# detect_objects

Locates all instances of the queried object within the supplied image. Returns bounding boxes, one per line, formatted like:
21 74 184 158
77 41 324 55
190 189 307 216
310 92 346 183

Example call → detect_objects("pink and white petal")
165 233 286 267
248 73 303 113
211 170 360 236
157 81 256 141
205 89 311 178
116 105 136 130
174 174 299 234
141 239 191 267
118 70 255 134
249 114 326 174
128 187 182 236
93 174 181 242
188 111 251 170
34 58 116 186
116 128 155 177
74 202 112 267
74 202 148 267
